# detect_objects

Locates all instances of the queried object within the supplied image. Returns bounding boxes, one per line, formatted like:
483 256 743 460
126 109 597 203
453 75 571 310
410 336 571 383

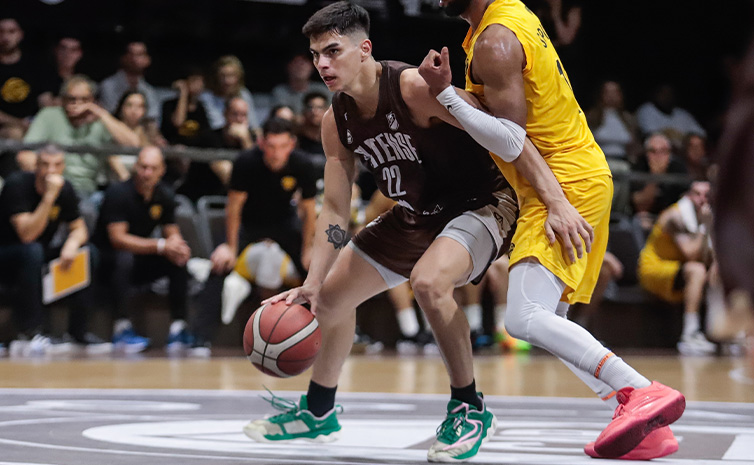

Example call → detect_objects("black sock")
307 380 337 417
451 380 483 410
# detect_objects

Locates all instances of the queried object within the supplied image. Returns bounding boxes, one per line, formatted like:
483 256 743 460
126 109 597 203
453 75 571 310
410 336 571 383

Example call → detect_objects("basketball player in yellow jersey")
419 0 686 459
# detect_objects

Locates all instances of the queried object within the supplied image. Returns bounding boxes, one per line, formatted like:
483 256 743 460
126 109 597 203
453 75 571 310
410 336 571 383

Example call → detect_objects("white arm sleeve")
436 85 525 162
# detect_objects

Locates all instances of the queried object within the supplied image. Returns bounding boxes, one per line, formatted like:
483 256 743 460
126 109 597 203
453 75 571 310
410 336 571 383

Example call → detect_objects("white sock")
562 360 619 410
507 262 650 393
705 284 727 335
169 319 187 335
114 319 132 334
464 303 483 332
396 307 420 337
494 304 507 332
683 312 700 337
598 354 651 391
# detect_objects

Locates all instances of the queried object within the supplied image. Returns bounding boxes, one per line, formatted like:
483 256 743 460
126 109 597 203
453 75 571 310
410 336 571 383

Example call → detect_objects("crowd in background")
0 6 735 358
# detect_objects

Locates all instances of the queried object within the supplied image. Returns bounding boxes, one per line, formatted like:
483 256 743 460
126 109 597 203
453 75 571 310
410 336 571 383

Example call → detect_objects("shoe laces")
261 387 300 416
436 407 468 441
260 387 342 421
612 387 635 419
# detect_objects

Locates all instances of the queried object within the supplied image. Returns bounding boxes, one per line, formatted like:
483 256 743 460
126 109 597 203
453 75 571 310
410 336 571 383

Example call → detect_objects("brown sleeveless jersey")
332 60 508 226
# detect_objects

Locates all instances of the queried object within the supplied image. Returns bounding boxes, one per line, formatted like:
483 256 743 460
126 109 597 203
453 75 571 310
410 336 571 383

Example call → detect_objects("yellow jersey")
463 0 610 190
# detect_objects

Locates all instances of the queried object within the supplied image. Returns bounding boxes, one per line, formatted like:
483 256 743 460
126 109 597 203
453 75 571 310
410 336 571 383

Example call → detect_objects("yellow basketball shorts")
508 175 613 304
638 256 684 303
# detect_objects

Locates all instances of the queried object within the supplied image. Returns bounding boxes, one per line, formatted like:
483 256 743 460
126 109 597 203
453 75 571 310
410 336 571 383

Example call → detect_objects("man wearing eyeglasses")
21 75 139 200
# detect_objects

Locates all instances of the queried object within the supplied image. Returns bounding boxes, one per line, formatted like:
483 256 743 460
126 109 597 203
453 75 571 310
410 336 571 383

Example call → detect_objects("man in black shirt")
0 18 50 136
191 117 317 353
95 146 194 354
0 145 104 355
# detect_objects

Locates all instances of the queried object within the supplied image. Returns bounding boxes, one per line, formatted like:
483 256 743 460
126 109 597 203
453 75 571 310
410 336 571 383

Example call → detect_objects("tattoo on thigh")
325 224 349 250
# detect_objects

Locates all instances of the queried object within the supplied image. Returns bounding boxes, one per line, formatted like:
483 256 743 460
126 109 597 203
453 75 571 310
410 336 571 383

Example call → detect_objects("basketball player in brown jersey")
244 2 593 462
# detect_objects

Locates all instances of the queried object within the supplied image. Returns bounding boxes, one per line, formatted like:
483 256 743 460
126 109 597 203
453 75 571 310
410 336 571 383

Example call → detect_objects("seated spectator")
638 180 718 355
630 133 688 233
587 80 640 215
98 41 160 122
191 118 317 353
176 96 253 203
267 104 297 123
39 35 84 107
0 145 108 355
200 55 259 131
681 133 713 181
587 80 640 163
112 90 167 181
297 91 327 182
160 68 212 148
0 18 52 136
271 53 330 114
636 84 706 143
22 75 140 200
298 91 327 157
93 146 194 353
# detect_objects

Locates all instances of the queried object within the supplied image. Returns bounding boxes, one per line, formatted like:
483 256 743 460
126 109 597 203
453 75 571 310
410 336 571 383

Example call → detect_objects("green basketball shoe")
427 395 497 462
243 392 341 443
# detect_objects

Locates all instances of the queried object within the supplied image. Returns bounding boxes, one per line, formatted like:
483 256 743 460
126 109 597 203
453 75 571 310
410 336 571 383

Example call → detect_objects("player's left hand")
59 244 78 271
544 198 593 263
419 46 453 96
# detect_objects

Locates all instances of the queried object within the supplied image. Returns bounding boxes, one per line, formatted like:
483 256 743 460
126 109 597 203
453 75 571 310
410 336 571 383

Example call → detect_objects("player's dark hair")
263 117 296 137
302 1 370 39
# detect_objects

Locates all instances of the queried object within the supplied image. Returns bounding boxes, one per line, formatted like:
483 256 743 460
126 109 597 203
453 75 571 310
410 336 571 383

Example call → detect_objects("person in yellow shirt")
638 181 718 355
419 0 685 460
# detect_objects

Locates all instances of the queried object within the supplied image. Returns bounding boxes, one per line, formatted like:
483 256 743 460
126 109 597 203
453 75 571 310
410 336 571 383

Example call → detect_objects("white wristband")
436 85 526 162
157 238 166 254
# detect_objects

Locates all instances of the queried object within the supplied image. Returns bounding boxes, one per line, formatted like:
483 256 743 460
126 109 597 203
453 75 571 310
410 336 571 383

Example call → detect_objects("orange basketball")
244 301 321 378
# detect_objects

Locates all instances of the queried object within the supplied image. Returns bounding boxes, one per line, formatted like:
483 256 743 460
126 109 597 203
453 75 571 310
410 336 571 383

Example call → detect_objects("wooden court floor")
1 350 753 403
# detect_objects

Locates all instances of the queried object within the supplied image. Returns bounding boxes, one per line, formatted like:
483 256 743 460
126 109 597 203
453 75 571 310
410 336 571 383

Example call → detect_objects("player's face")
310 32 368 92
688 182 710 211
441 0 473 17
261 132 296 172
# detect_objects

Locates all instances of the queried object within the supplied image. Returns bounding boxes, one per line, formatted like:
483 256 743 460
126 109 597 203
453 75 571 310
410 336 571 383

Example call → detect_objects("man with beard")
419 0 685 459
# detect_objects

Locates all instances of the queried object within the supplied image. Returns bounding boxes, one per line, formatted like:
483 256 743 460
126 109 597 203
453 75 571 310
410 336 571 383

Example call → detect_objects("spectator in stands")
200 55 259 131
160 68 212 148
587 80 640 215
0 18 51 138
630 133 688 233
297 91 327 157
22 75 139 199
0 145 108 355
267 104 297 123
94 146 194 353
636 84 706 143
39 36 84 107
98 41 160 121
681 133 713 181
112 90 167 181
191 118 317 353
271 53 330 114
638 180 718 355
587 80 640 163
176 96 252 203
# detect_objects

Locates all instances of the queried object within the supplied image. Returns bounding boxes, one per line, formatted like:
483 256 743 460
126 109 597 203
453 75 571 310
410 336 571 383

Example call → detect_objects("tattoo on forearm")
325 224 349 250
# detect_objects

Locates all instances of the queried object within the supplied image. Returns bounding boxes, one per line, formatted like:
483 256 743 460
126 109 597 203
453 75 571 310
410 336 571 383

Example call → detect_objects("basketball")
243 301 321 378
